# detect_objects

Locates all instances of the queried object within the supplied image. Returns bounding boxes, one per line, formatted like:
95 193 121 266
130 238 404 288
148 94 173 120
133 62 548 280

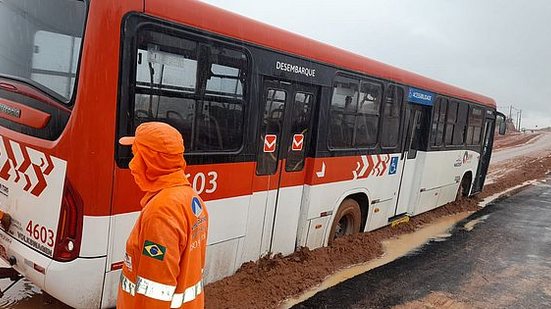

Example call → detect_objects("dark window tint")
328 75 384 149
256 89 286 175
355 81 382 147
132 30 247 152
435 98 447 146
453 103 468 145
430 100 440 146
329 76 359 148
286 92 313 172
466 106 484 145
381 85 403 147
445 100 458 145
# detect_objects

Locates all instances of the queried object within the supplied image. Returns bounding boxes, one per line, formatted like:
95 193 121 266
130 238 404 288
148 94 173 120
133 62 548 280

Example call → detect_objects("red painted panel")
109 154 399 216
0 98 51 129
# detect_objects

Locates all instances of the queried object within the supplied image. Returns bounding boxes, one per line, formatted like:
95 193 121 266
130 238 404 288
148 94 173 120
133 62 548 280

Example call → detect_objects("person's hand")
1 213 11 230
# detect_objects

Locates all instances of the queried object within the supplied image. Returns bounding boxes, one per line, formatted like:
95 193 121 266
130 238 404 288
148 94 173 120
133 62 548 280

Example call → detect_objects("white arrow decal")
353 155 369 180
316 162 326 178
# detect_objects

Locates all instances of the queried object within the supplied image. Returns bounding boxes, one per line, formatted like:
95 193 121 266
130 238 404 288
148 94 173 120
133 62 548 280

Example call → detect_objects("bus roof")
146 0 496 109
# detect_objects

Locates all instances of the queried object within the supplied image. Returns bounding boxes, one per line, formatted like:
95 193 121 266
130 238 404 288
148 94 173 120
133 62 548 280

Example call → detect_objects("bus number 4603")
26 220 54 247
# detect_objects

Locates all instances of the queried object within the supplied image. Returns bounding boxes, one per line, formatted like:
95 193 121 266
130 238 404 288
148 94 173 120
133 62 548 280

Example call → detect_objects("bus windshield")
0 0 86 103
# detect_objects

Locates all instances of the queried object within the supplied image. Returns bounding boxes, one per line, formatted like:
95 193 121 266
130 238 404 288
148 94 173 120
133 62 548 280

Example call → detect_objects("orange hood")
121 122 191 207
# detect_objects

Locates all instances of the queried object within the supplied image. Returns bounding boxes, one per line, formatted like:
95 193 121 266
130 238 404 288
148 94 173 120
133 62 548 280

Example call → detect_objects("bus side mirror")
496 112 506 135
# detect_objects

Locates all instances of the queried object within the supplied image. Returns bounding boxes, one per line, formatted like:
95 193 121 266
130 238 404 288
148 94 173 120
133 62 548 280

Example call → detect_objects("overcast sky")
202 0 551 129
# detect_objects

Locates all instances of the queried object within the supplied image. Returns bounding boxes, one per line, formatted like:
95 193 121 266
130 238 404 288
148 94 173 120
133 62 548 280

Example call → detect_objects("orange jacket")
117 123 208 309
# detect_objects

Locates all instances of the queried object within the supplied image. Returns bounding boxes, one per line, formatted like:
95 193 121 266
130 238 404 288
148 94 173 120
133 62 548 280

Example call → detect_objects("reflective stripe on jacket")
117 185 208 309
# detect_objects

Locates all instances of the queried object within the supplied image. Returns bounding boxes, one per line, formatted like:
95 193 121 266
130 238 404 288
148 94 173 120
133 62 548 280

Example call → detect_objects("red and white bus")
0 0 505 307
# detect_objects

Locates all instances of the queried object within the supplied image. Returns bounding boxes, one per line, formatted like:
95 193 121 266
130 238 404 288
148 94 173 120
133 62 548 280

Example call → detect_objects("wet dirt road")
491 132 551 164
294 180 551 309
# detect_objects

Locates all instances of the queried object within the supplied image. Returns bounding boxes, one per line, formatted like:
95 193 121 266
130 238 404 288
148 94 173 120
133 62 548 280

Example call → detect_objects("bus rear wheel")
456 176 471 201
328 198 362 245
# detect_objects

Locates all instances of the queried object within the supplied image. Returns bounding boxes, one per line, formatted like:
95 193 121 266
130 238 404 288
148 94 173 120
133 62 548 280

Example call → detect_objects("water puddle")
281 211 473 308
0 278 42 309
431 233 453 242
479 180 538 208
463 214 490 231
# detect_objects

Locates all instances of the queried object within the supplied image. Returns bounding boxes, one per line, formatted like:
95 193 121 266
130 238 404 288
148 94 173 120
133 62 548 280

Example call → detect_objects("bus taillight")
53 181 83 262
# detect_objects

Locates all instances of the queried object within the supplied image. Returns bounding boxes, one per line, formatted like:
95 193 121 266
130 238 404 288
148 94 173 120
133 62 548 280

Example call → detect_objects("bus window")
329 76 359 148
381 85 403 148
132 30 247 152
453 103 468 145
430 100 440 146
205 47 245 98
467 106 483 145
445 100 458 145
0 0 86 103
286 92 313 172
355 81 382 147
435 98 447 146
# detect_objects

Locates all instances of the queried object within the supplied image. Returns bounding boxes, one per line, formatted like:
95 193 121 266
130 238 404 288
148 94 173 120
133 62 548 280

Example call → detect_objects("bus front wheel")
328 198 362 245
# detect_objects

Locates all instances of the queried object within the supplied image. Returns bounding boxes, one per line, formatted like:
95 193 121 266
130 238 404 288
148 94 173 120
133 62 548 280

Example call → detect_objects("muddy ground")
493 131 540 150
205 150 551 308
297 178 551 308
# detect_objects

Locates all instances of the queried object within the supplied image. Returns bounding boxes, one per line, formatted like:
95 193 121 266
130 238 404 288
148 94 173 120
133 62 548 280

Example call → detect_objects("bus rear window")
0 0 86 103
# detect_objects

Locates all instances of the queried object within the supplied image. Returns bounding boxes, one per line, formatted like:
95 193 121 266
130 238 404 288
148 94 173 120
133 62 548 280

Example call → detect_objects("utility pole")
518 110 522 131
509 105 512 120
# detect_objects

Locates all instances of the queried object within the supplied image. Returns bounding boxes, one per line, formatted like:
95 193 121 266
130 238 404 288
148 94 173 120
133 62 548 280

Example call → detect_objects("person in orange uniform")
117 122 208 309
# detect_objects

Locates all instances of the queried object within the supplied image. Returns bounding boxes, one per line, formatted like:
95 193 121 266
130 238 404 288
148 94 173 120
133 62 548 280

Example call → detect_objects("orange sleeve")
133 214 187 308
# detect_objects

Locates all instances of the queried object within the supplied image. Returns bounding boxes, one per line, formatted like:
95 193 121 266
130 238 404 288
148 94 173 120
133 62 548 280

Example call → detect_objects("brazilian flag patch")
142 240 166 261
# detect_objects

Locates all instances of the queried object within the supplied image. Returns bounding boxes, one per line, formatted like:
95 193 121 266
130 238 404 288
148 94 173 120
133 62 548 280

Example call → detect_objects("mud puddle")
0 278 41 309
281 212 472 308
463 215 490 231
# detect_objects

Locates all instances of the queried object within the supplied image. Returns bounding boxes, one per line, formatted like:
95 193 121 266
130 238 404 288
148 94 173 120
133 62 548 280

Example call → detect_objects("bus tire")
456 176 471 201
328 198 362 245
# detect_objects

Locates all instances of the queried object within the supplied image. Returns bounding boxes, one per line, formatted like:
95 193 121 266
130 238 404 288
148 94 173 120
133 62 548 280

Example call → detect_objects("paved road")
294 181 551 309
491 132 551 164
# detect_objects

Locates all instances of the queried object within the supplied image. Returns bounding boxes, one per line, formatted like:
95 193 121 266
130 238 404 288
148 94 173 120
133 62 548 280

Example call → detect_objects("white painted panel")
271 186 303 255
45 257 106 308
206 195 250 244
305 216 329 249
80 215 109 257
395 156 417 215
106 211 139 272
8 234 51 288
419 150 479 196
417 189 440 214
260 189 278 256
101 270 121 308
204 238 239 283
366 198 395 231
240 192 268 264
295 185 312 248
233 237 245 272
437 183 459 207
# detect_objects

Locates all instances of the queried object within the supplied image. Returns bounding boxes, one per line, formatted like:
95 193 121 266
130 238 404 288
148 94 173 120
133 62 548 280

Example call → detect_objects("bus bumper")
7 237 105 308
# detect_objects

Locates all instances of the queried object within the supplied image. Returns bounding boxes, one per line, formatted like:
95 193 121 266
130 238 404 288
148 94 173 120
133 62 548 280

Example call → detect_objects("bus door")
472 111 495 193
255 79 316 256
394 102 431 216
